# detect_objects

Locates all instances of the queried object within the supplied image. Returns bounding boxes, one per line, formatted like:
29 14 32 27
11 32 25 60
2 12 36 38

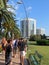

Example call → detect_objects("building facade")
36 28 45 35
20 18 36 38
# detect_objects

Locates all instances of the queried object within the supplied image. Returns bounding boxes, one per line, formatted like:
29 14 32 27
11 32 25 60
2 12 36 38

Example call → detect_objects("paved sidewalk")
0 52 28 65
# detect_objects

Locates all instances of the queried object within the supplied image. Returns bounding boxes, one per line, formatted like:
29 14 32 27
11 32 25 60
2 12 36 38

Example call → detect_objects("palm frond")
1 9 15 21
3 0 6 8
7 5 15 10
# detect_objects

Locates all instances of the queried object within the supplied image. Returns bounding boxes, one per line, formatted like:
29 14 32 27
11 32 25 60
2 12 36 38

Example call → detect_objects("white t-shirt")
12 40 16 47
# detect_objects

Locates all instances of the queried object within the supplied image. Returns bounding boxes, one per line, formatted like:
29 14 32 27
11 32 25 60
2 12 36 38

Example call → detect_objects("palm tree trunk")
6 31 8 40
10 31 14 39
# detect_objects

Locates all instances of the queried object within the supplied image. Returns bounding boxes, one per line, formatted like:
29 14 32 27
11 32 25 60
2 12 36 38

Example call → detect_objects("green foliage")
27 41 36 45
41 34 46 39
29 34 47 41
12 26 21 39
29 35 41 41
0 0 8 9
36 40 49 45
0 0 5 8
0 0 21 39
0 0 15 29
27 45 49 65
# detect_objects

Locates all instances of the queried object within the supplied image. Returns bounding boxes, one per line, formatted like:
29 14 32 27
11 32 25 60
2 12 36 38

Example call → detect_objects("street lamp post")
17 0 28 38
17 0 28 20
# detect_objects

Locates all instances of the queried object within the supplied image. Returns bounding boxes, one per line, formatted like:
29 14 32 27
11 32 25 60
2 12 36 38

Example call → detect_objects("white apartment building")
20 18 36 38
36 28 45 35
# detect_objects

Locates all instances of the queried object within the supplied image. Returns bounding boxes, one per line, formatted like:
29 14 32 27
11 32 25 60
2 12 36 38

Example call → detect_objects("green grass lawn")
27 45 49 65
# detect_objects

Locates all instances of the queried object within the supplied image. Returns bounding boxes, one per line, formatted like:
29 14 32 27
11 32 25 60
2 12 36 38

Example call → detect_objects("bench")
29 51 43 65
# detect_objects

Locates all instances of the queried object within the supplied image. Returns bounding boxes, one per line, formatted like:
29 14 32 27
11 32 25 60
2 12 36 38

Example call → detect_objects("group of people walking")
1 37 28 65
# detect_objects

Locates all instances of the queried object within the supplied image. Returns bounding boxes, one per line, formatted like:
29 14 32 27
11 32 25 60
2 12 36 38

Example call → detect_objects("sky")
8 0 49 36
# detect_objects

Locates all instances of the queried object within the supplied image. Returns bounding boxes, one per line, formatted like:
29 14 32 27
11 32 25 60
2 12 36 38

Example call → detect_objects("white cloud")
26 6 32 11
14 5 19 10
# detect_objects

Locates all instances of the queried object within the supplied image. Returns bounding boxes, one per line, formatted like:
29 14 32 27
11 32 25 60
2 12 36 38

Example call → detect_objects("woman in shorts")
18 38 27 65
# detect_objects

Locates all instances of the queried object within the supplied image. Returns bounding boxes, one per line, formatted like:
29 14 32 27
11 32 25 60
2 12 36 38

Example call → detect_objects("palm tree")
2 18 15 38
12 25 21 39
0 0 21 39
0 0 15 37
2 20 21 39
0 0 15 28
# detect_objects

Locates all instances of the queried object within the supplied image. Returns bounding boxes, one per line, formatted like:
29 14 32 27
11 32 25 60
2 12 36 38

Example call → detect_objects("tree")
41 34 46 39
29 35 41 41
0 0 15 33
2 19 21 39
13 26 21 39
0 0 21 39
0 0 16 39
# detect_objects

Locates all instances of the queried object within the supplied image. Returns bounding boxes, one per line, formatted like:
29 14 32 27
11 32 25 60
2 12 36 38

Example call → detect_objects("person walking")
18 38 27 65
5 39 12 65
1 37 7 54
12 39 18 58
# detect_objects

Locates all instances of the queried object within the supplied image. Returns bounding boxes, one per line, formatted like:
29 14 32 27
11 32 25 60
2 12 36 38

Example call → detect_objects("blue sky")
8 0 49 36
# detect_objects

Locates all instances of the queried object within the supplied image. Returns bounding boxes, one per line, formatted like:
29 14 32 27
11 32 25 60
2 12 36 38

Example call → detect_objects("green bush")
27 41 36 45
36 40 49 45
29 35 41 41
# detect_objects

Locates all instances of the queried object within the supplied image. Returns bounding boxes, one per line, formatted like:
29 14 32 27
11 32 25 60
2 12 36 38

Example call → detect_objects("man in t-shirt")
12 39 18 58
18 38 27 65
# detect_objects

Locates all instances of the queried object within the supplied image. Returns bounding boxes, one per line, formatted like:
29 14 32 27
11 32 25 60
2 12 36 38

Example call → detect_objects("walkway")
0 52 28 65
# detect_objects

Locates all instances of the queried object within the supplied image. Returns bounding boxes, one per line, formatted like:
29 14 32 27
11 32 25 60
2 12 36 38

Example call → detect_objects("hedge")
36 40 49 45
27 41 36 45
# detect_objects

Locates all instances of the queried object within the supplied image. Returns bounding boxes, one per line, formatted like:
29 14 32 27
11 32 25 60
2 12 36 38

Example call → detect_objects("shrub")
29 35 41 41
36 40 49 45
27 41 36 45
